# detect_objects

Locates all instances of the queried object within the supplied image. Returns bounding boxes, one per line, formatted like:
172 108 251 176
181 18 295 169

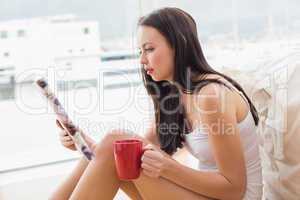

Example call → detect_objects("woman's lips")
146 68 154 75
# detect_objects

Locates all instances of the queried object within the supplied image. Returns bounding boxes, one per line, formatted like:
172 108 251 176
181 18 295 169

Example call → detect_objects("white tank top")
184 83 263 200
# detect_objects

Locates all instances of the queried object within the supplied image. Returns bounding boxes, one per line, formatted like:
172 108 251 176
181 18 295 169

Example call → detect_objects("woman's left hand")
141 144 174 178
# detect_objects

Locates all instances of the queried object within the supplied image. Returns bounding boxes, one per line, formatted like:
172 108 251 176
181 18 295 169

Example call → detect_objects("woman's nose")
139 53 147 65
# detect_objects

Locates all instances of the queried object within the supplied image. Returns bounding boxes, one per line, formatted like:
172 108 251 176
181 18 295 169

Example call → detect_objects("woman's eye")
145 48 154 52
138 48 154 55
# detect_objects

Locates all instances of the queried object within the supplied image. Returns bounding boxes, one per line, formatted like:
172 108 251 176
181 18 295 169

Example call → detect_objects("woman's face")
137 25 175 82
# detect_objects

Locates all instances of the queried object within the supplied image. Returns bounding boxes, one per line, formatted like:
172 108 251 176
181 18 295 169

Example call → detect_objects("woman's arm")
142 85 247 200
166 85 246 199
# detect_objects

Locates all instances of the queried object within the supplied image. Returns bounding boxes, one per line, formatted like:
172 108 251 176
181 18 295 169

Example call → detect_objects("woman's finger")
61 135 73 142
142 168 158 178
142 169 152 176
62 140 75 147
144 149 163 160
143 144 155 151
59 130 68 137
142 156 160 167
142 144 155 155
141 162 157 172
143 144 171 159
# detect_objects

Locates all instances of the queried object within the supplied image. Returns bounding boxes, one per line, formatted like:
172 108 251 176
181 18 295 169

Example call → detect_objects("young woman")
50 7 263 200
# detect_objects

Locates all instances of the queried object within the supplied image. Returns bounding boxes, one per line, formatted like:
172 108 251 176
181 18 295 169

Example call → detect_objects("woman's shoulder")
191 74 238 113
193 74 229 95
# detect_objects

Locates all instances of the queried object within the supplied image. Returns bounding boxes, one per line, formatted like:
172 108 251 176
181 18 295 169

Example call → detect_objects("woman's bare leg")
69 130 145 200
133 174 211 200
120 181 143 200
49 131 143 200
68 130 211 200
50 157 141 200
49 157 89 200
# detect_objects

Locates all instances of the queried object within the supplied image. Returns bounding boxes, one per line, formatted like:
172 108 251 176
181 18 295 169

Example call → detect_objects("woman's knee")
93 129 139 158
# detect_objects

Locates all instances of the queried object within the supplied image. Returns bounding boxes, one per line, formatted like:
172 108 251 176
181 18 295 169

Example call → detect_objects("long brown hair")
138 7 259 155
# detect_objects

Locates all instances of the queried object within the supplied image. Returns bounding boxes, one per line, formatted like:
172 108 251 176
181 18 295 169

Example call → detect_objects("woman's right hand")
56 119 96 151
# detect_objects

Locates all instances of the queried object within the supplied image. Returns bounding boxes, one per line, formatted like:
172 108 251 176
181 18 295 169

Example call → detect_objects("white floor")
0 159 130 200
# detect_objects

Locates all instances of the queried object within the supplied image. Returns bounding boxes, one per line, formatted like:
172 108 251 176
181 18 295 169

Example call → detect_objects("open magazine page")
35 77 95 161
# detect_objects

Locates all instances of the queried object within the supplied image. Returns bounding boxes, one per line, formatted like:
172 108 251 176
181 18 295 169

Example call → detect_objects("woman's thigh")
101 130 149 200
120 181 143 200
133 174 211 200
98 130 209 200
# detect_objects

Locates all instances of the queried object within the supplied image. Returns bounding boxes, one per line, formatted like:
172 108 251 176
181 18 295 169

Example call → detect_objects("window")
83 27 90 34
100 51 139 61
17 29 26 37
0 31 8 39
3 52 10 57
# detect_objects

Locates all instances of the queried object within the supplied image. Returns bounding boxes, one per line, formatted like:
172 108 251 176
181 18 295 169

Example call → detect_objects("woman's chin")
153 77 165 82
150 74 169 82
152 77 159 81
150 75 159 81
